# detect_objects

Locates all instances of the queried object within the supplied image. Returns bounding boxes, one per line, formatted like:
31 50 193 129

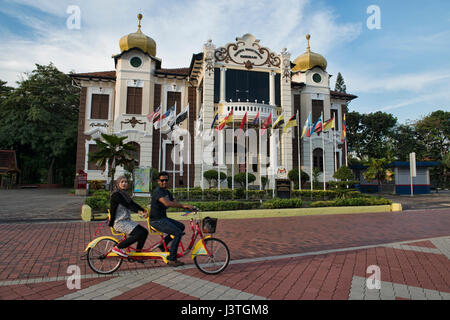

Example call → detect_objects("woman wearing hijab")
109 176 148 259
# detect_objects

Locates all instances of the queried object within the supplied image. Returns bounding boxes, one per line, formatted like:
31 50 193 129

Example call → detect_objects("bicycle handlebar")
182 206 200 216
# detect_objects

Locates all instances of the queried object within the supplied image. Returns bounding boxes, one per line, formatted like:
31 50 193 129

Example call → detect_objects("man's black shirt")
150 186 174 221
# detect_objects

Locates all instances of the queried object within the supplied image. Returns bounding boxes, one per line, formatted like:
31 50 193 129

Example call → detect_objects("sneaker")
167 259 184 267
112 247 128 258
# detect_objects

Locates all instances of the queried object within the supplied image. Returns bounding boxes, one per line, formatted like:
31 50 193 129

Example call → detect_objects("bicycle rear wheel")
87 238 122 275
194 238 230 275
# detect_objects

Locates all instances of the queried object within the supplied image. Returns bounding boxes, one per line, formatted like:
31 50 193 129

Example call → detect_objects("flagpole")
259 113 262 191
297 110 301 190
232 115 235 197
272 125 275 199
333 125 337 179
187 104 190 200
246 112 249 200
173 104 177 195
321 112 326 191
158 120 162 172
310 130 313 192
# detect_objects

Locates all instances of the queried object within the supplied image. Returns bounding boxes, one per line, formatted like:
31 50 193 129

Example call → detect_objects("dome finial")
137 13 143 31
306 34 311 52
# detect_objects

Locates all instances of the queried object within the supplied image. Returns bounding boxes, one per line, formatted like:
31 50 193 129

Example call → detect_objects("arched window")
313 148 323 172
128 142 141 167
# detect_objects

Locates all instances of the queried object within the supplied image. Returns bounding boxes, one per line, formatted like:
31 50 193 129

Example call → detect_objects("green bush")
262 198 303 209
85 196 110 212
310 197 392 207
203 170 226 188
234 173 256 188
169 201 261 212
92 189 110 198
288 168 310 189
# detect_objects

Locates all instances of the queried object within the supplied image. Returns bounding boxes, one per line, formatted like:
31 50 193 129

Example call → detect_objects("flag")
261 112 272 136
196 107 203 137
175 104 189 126
272 114 285 130
147 105 161 123
323 116 335 131
210 111 219 130
217 109 233 131
283 114 297 133
155 105 176 130
341 114 347 142
311 115 323 135
302 113 312 138
253 111 260 126
237 112 247 139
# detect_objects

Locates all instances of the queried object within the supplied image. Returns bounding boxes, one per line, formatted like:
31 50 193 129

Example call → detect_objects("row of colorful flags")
146 104 347 142
205 109 347 141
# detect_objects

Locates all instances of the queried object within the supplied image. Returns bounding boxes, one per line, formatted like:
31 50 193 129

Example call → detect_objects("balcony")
219 101 280 121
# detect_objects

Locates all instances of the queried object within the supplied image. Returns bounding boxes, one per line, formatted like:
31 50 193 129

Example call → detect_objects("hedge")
310 197 392 208
261 198 303 209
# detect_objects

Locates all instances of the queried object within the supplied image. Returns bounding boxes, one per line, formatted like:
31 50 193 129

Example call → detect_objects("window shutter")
127 87 143 114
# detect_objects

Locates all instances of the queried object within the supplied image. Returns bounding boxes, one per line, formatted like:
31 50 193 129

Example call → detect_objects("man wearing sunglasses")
149 171 194 267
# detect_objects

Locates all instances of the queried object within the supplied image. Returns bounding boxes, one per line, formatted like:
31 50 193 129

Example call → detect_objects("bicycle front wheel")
87 238 122 275
194 238 230 275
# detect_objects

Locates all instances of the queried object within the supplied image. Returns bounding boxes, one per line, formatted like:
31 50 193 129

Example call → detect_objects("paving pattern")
0 209 449 300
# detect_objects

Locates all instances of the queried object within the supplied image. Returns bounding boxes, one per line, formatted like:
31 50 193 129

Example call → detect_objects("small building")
391 161 438 195
351 161 438 195
0 150 20 189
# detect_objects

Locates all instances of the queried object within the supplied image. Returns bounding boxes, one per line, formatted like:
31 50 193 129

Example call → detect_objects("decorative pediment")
215 34 281 70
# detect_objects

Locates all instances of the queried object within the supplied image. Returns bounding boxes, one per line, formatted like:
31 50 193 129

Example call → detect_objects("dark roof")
0 150 19 174
155 68 190 77
71 67 191 81
350 161 439 170
70 71 116 80
330 90 358 101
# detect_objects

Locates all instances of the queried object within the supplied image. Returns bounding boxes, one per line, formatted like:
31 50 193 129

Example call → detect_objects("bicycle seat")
107 210 126 237
149 224 164 236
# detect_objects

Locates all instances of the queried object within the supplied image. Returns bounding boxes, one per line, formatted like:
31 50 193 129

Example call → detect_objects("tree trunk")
47 158 55 184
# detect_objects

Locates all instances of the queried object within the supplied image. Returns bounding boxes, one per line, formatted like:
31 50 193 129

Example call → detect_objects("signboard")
277 167 288 179
77 171 87 190
215 34 281 70
409 152 416 196
133 167 152 195
276 179 291 199
409 152 416 177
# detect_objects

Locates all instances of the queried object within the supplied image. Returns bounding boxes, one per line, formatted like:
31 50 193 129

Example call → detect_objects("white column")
269 71 276 106
220 66 226 103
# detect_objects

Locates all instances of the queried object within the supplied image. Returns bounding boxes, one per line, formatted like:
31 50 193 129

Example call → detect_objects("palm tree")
88 134 138 190
363 158 394 192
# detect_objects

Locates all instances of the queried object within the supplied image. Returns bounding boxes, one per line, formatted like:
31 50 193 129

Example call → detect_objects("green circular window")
130 57 142 68
313 73 322 83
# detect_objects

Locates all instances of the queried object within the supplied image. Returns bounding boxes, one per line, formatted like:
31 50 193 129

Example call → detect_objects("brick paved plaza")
0 208 449 301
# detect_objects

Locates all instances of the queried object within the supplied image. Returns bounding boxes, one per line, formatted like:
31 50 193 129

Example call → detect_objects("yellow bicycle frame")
191 235 212 260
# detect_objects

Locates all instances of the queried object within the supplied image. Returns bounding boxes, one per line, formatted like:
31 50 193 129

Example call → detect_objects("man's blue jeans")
150 218 185 261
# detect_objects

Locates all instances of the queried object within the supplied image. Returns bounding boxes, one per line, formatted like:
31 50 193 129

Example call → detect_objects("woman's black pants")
117 225 148 251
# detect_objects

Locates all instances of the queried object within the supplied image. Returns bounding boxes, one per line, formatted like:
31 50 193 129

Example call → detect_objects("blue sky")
0 0 449 124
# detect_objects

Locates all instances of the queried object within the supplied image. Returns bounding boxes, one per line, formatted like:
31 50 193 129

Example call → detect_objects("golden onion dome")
292 34 327 72
119 14 157 57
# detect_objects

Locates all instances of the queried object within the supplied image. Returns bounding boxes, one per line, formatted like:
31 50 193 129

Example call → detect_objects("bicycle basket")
202 217 218 234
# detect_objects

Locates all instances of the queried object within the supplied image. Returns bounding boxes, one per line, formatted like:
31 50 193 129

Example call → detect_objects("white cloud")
339 69 450 93
0 0 362 86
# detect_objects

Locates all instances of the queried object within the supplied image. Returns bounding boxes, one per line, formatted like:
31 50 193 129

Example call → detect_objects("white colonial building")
71 15 357 189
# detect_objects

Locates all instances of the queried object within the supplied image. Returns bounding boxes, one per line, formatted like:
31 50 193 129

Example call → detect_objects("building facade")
71 15 357 189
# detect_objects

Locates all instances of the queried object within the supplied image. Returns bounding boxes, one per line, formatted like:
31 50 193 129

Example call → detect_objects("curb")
85 203 402 222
